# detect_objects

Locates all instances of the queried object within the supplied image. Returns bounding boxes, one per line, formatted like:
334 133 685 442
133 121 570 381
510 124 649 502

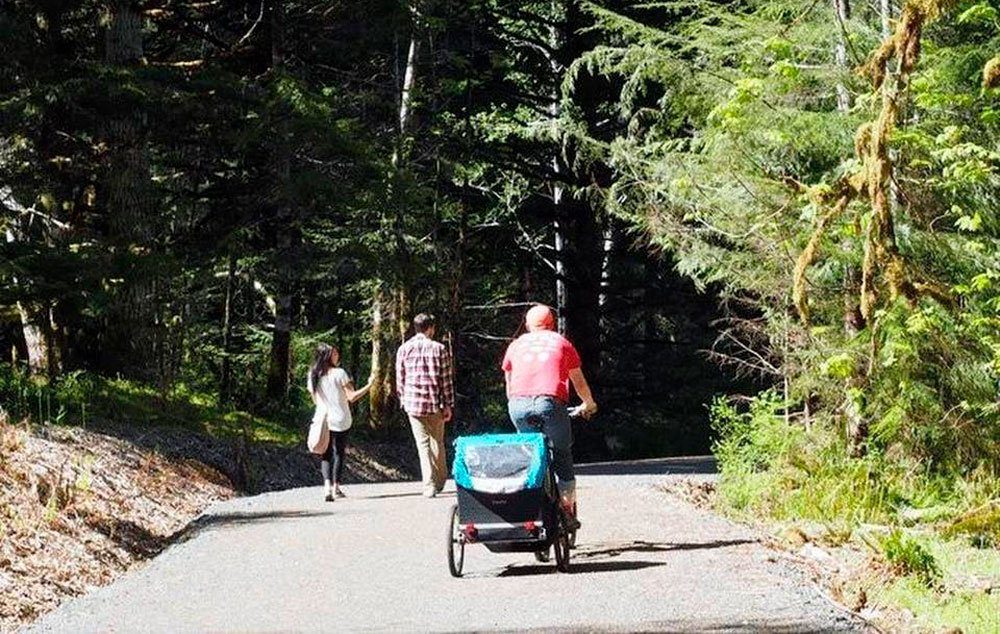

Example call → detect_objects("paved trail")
33 458 866 633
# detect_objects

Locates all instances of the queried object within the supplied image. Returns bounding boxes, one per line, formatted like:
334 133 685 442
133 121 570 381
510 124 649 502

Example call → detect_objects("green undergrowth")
711 391 1000 632
0 365 303 446
873 537 1000 634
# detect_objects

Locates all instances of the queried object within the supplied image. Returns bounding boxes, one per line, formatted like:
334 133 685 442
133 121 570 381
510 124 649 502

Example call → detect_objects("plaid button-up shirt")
395 333 455 417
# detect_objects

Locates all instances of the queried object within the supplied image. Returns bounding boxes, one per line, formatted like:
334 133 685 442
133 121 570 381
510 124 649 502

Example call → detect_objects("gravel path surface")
31 458 867 633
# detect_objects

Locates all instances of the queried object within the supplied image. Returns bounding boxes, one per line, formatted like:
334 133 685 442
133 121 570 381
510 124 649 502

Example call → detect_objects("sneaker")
335 488 346 498
324 493 335 503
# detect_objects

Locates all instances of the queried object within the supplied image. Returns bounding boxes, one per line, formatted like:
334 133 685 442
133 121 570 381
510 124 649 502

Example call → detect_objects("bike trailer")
452 432 556 551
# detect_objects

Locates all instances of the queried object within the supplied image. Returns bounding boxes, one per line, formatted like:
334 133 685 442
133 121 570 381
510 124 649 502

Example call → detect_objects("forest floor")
0 416 418 633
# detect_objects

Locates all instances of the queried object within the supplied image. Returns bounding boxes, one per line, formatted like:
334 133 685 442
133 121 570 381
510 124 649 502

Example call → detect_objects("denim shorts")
508 395 575 493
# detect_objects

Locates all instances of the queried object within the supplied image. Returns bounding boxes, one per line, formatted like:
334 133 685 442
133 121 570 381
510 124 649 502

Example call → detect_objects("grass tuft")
881 529 941 586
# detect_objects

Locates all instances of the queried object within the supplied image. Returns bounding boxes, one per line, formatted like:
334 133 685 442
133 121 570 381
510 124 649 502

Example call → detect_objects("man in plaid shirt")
395 313 455 497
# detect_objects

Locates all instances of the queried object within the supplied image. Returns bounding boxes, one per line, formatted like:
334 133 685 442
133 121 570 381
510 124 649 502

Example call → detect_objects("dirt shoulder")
0 419 418 632
657 480 999 634
655 480 878 623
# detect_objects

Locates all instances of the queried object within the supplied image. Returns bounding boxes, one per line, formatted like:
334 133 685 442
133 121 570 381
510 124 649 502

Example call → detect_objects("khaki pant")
408 411 447 493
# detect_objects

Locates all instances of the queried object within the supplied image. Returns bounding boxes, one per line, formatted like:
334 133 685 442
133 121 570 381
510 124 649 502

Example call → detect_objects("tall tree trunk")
851 0 903 457
16 302 49 376
368 5 421 424
367 288 395 426
553 198 568 333
599 224 613 311
442 194 468 426
835 0 862 331
105 0 142 65
392 23 418 347
220 251 237 403
833 0 851 112
264 0 298 400
3 214 56 376
882 0 901 224
598 219 615 376
563 199 603 379
266 293 293 398
449 201 467 323
398 34 419 142
548 3 568 334
832 0 867 452
549 0 606 460
103 0 158 381
550 0 602 377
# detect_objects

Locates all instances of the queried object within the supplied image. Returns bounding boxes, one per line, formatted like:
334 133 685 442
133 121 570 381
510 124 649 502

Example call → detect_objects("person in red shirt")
501 304 597 517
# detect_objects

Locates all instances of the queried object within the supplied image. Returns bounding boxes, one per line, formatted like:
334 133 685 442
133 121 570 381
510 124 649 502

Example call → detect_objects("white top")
308 368 353 432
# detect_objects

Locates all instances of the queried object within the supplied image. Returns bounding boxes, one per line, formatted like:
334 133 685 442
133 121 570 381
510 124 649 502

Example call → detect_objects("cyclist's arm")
568 368 598 416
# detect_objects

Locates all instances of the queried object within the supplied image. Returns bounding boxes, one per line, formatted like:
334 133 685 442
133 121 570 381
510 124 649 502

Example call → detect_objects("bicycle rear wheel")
568 501 578 549
553 528 571 572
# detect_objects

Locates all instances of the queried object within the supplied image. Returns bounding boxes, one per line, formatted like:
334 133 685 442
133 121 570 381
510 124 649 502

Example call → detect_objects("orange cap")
525 305 556 331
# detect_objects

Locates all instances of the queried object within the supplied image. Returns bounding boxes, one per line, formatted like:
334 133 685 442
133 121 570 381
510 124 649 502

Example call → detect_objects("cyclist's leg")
534 397 575 506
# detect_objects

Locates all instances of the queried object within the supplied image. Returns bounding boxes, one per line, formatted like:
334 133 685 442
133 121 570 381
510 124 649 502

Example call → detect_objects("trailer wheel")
447 504 464 577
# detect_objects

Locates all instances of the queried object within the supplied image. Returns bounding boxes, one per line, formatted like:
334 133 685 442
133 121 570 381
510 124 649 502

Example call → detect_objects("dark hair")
309 343 339 395
413 313 436 333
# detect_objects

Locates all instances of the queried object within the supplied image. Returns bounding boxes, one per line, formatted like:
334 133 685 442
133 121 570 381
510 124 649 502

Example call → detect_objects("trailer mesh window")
463 442 534 481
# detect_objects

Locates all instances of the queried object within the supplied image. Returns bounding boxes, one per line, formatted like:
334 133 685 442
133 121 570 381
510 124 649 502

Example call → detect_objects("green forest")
2 0 999 627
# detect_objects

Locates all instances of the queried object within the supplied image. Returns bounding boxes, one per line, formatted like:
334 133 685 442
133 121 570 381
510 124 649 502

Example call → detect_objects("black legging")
320 430 349 483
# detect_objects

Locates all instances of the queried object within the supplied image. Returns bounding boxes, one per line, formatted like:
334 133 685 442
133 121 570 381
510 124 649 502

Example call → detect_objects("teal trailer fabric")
453 433 547 493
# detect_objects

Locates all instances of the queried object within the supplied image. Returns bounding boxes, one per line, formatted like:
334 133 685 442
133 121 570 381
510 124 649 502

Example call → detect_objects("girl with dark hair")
307 343 371 502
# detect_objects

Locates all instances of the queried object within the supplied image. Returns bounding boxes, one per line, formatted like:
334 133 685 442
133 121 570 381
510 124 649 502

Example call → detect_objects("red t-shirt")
501 330 581 402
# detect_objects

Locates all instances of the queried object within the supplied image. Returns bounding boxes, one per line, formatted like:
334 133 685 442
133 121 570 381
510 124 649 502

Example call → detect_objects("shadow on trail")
491 538 756 577
361 491 456 500
491 618 844 633
78 509 171 559
498 560 665 576
576 538 756 559
575 456 717 477
173 509 339 543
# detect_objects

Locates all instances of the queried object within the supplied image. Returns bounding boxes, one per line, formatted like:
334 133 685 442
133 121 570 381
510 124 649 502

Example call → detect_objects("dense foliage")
569 0 999 619
0 0 742 458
